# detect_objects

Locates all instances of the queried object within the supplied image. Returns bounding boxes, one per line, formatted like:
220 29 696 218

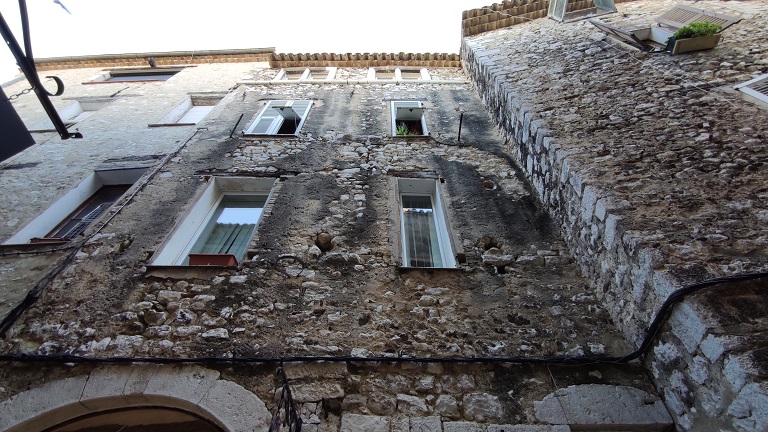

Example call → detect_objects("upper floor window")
368 67 431 81
275 67 337 81
87 67 183 83
151 177 275 266
391 101 428 136
3 167 148 244
397 178 456 268
150 95 223 126
245 100 313 136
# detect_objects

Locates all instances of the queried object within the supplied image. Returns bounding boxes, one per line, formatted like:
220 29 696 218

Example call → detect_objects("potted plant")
666 20 723 55
396 122 417 136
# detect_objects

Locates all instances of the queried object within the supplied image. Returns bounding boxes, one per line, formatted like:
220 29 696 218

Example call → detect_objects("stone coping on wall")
32 50 462 71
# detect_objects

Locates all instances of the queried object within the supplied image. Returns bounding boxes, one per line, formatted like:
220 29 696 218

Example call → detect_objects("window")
244 100 313 136
30 99 111 131
151 177 275 266
43 185 130 240
274 67 336 81
368 67 431 81
735 74 768 105
88 67 183 83
391 101 428 136
150 95 222 126
397 178 456 268
3 167 148 244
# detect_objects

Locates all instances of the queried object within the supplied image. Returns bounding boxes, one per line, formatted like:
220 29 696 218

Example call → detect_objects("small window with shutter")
734 75 768 106
244 100 313 136
391 101 428 137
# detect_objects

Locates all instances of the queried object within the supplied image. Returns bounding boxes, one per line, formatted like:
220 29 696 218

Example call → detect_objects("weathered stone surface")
396 394 429 416
410 415 442 432
291 382 345 403
339 414 389 432
534 385 671 427
444 421 484 432
463 393 501 422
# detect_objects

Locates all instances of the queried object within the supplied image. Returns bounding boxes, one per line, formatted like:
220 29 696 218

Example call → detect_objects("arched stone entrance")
0 365 271 432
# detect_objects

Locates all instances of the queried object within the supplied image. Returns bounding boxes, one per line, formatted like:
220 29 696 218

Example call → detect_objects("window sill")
397 266 465 273
392 135 430 139
148 123 197 128
145 264 240 279
0 240 71 254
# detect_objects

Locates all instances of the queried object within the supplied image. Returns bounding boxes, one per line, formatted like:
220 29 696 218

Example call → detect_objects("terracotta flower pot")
188 253 238 266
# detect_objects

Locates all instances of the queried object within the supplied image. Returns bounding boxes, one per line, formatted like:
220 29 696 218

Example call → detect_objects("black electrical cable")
1 271 765 366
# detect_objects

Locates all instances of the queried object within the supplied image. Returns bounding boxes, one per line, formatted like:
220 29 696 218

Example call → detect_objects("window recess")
150 177 275 266
3 167 148 245
397 178 456 268
391 101 428 136
87 67 184 83
244 100 313 136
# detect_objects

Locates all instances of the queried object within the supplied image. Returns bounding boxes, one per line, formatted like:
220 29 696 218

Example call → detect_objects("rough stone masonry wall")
462 1 768 430
0 73 672 430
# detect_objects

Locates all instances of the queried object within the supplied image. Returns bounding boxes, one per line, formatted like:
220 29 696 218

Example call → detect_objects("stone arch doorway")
43 406 224 432
0 365 271 432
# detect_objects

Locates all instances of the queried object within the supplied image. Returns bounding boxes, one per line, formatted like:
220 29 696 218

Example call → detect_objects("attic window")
391 101 428 136
275 67 337 81
734 74 768 105
369 67 431 81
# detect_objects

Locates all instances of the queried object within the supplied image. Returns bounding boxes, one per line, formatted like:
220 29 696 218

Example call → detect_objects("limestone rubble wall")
461 0 768 430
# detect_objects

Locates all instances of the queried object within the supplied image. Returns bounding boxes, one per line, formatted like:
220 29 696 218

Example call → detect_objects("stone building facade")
0 1 766 431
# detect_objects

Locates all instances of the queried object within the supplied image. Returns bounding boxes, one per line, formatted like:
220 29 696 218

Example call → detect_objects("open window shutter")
657 5 740 31
247 101 283 134
589 19 646 50
395 102 425 121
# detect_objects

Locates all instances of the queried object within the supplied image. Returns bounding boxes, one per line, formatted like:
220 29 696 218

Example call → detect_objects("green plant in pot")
396 122 416 136
666 20 723 54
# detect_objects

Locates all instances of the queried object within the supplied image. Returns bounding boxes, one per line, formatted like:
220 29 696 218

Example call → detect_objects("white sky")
1 0 481 83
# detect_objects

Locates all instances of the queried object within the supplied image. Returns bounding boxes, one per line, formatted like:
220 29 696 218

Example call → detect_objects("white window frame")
734 74 768 105
244 100 313 136
3 167 148 244
150 95 221 126
391 101 429 136
150 177 276 266
273 67 337 81
397 178 456 268
30 99 111 131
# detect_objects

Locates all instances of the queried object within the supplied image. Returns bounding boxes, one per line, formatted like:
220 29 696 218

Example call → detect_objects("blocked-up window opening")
400 68 422 80
734 75 768 105
245 100 313 135
376 69 396 80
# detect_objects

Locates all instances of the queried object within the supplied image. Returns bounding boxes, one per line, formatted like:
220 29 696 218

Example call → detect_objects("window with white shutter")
245 100 313 136
391 101 428 136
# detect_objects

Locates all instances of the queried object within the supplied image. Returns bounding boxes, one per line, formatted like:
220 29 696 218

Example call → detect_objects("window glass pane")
189 195 267 261
402 194 443 268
